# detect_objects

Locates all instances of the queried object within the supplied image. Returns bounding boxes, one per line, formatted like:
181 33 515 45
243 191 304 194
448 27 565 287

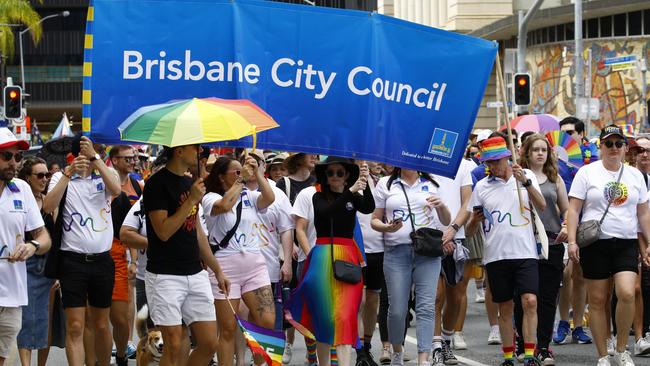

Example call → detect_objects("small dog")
136 305 164 366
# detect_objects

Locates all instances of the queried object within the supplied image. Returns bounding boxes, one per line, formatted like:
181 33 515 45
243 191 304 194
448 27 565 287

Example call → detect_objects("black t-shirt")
276 175 317 205
143 168 202 275
312 186 375 238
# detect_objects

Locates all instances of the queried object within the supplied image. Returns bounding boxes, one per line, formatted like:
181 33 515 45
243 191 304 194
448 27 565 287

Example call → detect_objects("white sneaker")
634 333 650 356
488 326 502 345
612 351 634 366
379 346 392 365
608 337 616 356
475 288 485 303
282 343 293 364
391 351 404 366
453 332 467 350
597 356 611 366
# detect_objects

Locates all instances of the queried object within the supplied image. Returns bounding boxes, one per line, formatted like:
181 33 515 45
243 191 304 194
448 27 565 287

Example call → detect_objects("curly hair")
518 133 559 183
205 156 236 195
18 156 47 182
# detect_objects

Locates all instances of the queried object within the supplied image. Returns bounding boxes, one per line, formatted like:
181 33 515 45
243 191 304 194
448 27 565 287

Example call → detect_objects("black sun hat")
314 156 359 187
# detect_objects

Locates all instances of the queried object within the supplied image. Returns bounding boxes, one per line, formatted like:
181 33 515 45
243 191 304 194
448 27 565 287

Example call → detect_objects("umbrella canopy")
500 114 560 134
117 98 279 147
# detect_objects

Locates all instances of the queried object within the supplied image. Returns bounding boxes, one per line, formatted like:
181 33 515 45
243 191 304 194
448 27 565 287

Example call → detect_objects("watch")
522 179 532 188
28 240 40 252
451 223 461 232
90 153 100 162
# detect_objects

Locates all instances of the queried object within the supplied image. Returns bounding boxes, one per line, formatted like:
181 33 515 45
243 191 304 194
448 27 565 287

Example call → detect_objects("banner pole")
496 51 524 213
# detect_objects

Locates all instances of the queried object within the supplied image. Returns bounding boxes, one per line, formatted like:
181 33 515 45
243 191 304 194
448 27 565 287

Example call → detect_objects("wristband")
62 171 72 179
451 223 461 232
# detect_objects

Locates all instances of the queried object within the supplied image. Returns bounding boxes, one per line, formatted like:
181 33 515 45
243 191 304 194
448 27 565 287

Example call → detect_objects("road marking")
404 335 490 366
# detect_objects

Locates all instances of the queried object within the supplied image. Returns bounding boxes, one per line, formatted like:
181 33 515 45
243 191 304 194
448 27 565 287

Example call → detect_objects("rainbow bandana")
479 136 512 162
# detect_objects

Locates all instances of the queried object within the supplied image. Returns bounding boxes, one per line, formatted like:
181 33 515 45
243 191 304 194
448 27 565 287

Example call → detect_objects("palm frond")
0 0 43 58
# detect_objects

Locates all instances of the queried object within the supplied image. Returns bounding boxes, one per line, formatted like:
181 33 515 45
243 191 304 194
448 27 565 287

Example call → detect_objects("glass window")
587 18 598 38
540 28 547 44
601 16 612 37
549 26 556 43
566 23 574 41
557 24 565 41
645 10 650 35
614 13 627 36
629 11 642 36
582 20 587 38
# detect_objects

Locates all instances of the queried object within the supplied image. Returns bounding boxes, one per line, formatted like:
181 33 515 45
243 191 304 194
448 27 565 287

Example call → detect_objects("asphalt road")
6 286 648 365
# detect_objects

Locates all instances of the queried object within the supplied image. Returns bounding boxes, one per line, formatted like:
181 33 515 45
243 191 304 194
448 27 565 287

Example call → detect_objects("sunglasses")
636 147 650 155
564 130 576 135
32 172 52 180
0 151 23 163
228 169 241 176
326 169 345 178
603 140 625 149
116 156 136 162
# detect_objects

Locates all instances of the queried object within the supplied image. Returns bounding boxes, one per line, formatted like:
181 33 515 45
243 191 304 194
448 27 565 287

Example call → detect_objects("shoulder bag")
44 187 68 279
330 218 362 284
210 200 243 254
576 164 624 248
398 182 444 258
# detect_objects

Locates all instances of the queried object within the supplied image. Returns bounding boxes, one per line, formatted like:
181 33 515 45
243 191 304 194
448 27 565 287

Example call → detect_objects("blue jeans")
384 244 441 354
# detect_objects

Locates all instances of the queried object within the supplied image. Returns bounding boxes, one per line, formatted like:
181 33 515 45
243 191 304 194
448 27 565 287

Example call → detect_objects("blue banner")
84 0 496 177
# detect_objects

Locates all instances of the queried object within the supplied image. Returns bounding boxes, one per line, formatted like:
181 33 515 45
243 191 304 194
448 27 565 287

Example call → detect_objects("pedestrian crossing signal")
514 74 530 106
3 86 23 119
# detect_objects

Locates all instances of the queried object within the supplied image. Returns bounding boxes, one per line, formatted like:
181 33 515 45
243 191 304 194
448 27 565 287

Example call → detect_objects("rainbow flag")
237 316 285 366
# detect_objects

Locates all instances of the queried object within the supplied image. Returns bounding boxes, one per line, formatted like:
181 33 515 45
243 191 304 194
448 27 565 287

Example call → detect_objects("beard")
0 167 15 182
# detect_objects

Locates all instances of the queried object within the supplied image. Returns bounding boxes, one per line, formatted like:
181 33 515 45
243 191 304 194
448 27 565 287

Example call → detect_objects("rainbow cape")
237 315 285 366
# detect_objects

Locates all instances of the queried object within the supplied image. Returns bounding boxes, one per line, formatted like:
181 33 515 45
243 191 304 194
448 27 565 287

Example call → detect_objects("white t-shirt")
49 171 114 254
467 170 540 264
357 178 383 253
569 161 648 239
0 179 44 307
257 186 295 282
373 175 445 247
434 159 476 239
122 198 147 281
292 186 317 262
203 189 267 257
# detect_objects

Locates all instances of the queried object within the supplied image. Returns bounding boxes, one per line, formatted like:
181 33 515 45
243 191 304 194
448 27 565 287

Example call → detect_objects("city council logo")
428 128 458 159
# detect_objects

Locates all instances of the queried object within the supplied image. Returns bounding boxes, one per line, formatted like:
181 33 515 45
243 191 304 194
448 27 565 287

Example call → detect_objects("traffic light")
3 86 23 119
514 73 531 106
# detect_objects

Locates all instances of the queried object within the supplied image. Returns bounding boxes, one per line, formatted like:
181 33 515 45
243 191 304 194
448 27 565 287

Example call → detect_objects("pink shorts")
209 251 271 300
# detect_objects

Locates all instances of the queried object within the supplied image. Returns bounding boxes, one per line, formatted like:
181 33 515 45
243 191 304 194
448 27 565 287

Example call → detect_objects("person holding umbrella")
143 144 230 366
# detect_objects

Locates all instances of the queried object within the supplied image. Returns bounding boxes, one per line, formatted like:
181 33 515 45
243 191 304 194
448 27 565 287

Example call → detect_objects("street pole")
575 0 585 131
19 11 70 93
515 0 544 115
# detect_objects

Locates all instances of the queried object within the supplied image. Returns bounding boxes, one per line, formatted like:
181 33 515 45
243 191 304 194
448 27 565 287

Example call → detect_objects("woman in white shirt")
371 168 451 366
567 125 650 366
202 155 275 366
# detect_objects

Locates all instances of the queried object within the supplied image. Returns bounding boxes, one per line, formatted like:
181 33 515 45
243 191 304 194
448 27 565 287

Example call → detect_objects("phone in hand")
391 217 404 224
473 205 484 212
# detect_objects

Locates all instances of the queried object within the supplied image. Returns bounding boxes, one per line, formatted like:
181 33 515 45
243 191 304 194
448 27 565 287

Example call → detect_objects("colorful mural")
529 39 650 132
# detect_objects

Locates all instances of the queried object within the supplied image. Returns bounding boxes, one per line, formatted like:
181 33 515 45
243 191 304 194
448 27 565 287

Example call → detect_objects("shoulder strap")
600 164 624 224
283 176 291 201
398 182 417 235
213 199 243 253
130 175 143 197
52 187 69 250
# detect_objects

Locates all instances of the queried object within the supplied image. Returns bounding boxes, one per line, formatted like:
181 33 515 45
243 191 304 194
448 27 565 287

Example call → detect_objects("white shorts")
144 270 216 327
0 306 22 358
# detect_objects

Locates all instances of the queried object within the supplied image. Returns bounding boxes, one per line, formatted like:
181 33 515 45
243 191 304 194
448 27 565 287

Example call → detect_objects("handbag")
529 203 549 260
398 182 444 258
576 164 624 248
330 219 362 284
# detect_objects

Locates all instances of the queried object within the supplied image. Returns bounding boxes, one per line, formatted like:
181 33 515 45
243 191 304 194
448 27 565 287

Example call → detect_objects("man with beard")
0 128 51 366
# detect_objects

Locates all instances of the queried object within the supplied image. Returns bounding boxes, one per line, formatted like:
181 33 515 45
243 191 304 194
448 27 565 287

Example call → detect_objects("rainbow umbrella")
500 114 560 134
117 98 279 148
545 130 583 168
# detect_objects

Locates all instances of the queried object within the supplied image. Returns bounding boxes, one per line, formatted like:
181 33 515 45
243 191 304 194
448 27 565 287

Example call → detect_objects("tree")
0 0 43 60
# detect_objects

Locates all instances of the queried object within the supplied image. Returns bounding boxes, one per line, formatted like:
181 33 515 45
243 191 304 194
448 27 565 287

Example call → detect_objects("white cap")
476 129 492 143
0 127 29 150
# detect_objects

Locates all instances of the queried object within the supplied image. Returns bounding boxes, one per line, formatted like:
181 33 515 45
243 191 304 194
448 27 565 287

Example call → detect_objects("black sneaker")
523 357 542 366
431 348 444 366
500 361 515 366
441 342 458 365
365 348 379 366
355 349 371 366
115 356 128 366
536 348 555 366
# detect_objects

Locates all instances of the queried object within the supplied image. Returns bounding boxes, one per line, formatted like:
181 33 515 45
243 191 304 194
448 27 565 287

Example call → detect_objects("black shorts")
580 238 639 280
486 258 538 303
362 252 385 291
59 251 115 309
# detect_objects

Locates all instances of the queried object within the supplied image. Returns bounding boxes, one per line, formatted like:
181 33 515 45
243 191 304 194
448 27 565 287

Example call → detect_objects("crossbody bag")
398 182 444 258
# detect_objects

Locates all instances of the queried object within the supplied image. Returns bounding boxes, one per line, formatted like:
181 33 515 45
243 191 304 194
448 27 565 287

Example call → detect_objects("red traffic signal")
514 73 531 106
3 86 23 119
